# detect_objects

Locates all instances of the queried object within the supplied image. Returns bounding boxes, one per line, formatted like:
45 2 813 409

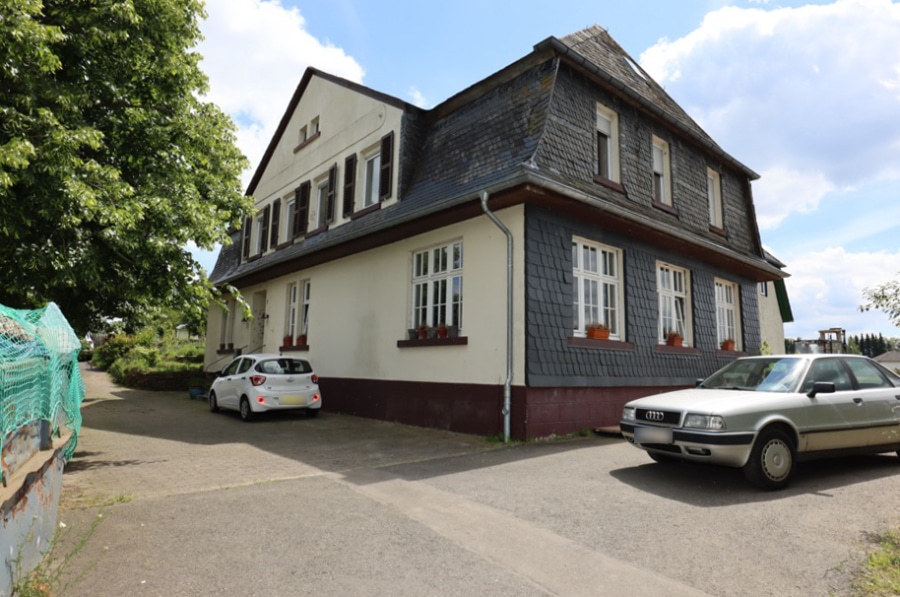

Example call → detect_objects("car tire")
208 391 219 413
306 408 320 419
239 397 254 422
743 428 795 490
648 451 679 464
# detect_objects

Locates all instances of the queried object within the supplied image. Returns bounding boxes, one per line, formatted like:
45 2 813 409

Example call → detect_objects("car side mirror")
807 381 836 398
695 378 704 387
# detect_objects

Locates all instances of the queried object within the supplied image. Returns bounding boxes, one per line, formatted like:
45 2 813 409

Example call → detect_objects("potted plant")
437 322 449 339
282 334 293 347
721 338 735 351
665 330 683 347
586 322 610 340
417 322 429 340
297 333 307 346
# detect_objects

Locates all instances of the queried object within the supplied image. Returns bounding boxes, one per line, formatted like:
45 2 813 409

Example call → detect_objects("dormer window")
652 136 671 206
595 103 620 183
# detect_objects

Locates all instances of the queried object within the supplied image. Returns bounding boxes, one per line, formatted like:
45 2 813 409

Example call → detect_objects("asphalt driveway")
54 364 900 596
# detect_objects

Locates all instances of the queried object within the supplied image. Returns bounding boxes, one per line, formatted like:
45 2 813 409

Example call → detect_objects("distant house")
874 351 900 374
204 25 787 439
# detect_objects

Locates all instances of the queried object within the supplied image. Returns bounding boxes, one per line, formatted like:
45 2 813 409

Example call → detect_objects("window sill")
654 344 701 355
292 130 321 154
567 337 635 351
305 225 327 238
592 175 626 194
397 337 468 348
216 346 234 355
280 344 309 352
350 202 381 220
652 201 679 216
708 225 727 238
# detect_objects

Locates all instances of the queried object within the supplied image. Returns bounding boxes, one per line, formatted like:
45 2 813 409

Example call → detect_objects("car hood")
626 388 786 414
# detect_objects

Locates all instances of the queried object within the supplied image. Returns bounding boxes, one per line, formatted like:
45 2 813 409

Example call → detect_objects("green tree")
0 0 251 334
862 276 900 330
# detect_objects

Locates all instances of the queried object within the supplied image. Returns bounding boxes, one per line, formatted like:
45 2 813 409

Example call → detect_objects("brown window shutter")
343 154 357 217
379 131 394 200
242 217 252 260
326 163 337 223
270 199 281 247
260 205 270 253
294 182 310 237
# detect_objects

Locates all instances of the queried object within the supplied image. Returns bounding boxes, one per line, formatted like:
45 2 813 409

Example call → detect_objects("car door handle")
853 397 863 404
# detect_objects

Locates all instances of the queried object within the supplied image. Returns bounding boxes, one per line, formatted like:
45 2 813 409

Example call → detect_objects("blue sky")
195 0 900 341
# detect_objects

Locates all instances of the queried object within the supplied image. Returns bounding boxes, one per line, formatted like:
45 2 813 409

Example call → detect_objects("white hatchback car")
621 354 900 489
209 354 322 421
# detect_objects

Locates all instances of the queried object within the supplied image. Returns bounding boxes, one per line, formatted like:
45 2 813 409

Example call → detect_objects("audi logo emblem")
645 411 665 421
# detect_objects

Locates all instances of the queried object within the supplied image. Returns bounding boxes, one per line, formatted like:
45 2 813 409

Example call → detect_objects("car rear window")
256 359 312 375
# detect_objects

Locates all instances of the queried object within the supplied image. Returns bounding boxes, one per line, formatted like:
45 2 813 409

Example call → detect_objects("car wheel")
239 397 254 422
743 428 795 490
208 391 219 413
305 408 320 419
648 451 679 464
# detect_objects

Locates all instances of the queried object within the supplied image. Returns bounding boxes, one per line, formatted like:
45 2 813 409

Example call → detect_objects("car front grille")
635 408 681 425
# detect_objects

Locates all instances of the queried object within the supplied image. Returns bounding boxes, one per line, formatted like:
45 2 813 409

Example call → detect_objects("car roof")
738 354 870 360
240 353 310 361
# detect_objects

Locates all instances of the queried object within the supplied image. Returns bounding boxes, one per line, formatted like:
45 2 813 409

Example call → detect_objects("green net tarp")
0 302 84 470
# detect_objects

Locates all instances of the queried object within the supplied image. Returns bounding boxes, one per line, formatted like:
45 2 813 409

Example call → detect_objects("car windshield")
255 358 312 375
699 357 807 393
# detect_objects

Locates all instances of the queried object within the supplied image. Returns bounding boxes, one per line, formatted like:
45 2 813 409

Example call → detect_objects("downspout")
480 190 513 443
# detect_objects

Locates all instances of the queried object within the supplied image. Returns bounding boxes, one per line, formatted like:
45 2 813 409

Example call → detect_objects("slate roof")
874 351 900 363
211 25 773 286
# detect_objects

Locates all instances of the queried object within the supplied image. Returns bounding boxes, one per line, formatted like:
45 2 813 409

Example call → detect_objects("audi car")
209 354 322 421
620 354 900 489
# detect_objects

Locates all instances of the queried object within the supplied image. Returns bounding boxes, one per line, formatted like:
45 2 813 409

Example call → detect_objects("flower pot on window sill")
665 333 683 347
296 334 307 346
586 325 610 340
282 335 293 348
721 339 735 351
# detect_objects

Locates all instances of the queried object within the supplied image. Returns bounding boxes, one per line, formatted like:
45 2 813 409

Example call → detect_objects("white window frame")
285 282 298 340
411 241 463 329
299 125 307 144
315 178 329 229
652 135 671 205
219 297 235 347
300 280 310 337
283 195 295 240
255 211 266 254
310 116 319 135
707 168 723 228
657 262 692 345
715 278 741 349
363 149 381 208
759 282 768 297
572 237 623 339
596 103 620 182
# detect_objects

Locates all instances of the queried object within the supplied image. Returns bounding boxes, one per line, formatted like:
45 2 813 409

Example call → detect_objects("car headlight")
683 413 726 430
621 406 635 422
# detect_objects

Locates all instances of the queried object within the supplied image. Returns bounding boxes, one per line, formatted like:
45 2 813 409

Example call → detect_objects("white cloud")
782 246 900 338
197 0 365 183
640 0 900 227
408 86 429 108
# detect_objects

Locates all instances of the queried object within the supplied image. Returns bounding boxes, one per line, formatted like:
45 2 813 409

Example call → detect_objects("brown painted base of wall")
319 378 686 440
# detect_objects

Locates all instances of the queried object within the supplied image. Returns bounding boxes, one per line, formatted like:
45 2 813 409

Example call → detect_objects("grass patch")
853 528 900 596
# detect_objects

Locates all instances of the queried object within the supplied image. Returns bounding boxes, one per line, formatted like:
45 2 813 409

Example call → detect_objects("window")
844 358 894 389
343 154 357 217
286 282 298 340
363 151 380 208
715 278 741 349
292 182 310 237
595 103 620 182
652 136 671 205
315 180 329 229
283 196 295 241
219 297 235 348
255 205 270 254
270 199 280 247
241 217 252 260
707 168 723 228
310 117 319 135
759 282 768 297
300 280 310 337
411 242 463 329
572 237 623 338
657 262 691 344
299 125 307 144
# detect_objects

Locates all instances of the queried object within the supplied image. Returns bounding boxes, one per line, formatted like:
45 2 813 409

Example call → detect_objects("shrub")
91 335 137 370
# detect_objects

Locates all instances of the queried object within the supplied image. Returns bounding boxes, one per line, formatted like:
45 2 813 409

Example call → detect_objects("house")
874 351 900 374
758 251 794 353
204 25 788 439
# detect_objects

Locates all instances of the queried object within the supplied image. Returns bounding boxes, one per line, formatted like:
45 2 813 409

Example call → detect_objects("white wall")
207 206 527 385
758 282 786 353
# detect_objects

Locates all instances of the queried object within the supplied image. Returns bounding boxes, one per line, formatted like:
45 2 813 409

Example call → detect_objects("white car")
209 354 322 421
620 354 900 489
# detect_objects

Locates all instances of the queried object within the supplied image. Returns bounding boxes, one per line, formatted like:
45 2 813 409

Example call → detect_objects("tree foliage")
862 277 900 331
0 0 251 333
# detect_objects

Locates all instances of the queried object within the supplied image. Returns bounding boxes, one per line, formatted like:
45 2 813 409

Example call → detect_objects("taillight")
250 375 266 386
312 394 320 402
311 374 318 384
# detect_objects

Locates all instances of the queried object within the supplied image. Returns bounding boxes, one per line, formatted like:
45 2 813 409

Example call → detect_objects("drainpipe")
480 190 513 443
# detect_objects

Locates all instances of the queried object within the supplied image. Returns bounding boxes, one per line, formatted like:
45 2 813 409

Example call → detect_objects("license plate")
279 395 305 406
635 426 672 445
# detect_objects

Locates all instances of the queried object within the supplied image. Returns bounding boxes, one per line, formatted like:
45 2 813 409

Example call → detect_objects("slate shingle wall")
536 66 758 256
524 205 760 387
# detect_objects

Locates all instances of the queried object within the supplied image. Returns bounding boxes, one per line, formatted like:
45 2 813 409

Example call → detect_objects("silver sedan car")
620 354 900 489
209 354 322 421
